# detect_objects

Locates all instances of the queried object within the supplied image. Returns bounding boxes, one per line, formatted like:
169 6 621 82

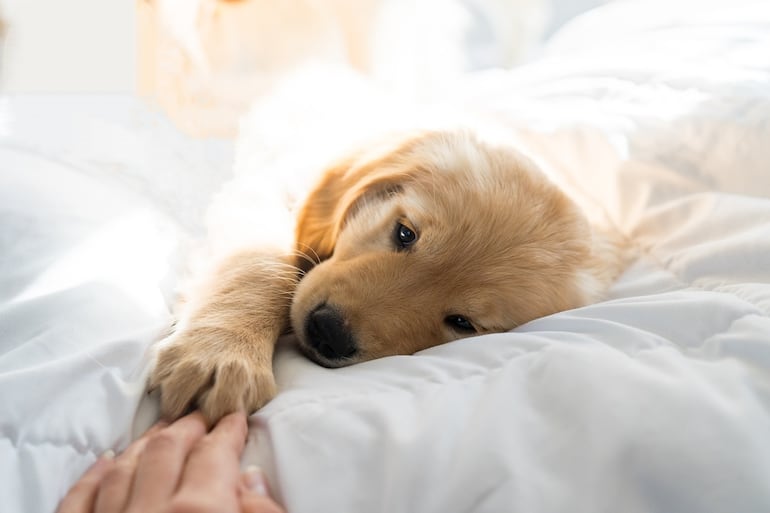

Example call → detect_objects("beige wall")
0 0 135 92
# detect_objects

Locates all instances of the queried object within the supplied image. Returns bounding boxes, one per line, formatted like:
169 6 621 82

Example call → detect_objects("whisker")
292 252 317 269
294 243 321 265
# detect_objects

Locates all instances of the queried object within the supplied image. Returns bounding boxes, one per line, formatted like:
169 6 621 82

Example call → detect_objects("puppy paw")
148 328 277 426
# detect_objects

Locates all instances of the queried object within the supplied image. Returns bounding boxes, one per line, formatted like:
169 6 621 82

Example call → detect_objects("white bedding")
3 1 770 512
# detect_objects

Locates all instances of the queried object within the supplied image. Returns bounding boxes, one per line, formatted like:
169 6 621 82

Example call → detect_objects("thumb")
240 466 285 513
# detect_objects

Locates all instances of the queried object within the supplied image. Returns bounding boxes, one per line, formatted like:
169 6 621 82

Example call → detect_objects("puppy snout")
305 304 357 360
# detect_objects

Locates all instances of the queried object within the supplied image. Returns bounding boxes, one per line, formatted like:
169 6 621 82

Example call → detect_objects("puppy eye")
444 315 477 333
394 222 417 249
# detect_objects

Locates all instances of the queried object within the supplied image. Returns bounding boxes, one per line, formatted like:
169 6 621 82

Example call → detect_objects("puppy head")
291 130 606 367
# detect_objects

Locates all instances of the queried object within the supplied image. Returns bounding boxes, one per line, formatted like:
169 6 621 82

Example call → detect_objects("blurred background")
0 0 135 92
0 0 614 137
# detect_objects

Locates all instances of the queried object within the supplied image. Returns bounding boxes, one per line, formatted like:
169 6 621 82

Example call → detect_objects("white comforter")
3 1 770 512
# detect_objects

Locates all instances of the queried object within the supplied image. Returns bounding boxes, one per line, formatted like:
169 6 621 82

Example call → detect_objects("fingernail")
244 465 268 496
93 450 115 470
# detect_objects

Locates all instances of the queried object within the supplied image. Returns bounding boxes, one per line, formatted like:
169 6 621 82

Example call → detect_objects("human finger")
56 453 115 513
124 412 208 511
172 412 248 511
93 422 166 513
240 466 286 513
240 491 286 513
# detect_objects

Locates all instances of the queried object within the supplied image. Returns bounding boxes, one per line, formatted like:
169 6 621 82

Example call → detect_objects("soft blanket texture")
3 1 770 511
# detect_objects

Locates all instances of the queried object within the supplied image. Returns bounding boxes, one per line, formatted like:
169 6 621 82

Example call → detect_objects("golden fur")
150 130 626 424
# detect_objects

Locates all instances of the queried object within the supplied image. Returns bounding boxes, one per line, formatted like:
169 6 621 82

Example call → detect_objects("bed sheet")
2 0 770 512
0 95 232 512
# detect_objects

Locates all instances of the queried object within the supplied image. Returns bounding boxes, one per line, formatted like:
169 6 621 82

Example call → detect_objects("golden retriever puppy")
150 129 626 424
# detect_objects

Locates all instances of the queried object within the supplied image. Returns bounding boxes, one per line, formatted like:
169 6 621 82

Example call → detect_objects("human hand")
57 411 285 513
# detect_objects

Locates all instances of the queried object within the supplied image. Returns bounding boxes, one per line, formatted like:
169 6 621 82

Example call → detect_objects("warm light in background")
0 0 612 138
138 0 550 138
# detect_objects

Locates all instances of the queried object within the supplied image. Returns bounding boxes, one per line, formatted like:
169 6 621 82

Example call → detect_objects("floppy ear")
294 154 362 267
294 134 425 269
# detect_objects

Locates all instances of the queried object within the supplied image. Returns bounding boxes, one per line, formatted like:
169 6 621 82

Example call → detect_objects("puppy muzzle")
304 303 358 361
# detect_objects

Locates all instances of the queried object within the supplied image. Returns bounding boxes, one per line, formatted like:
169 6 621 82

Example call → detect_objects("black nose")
305 304 357 360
